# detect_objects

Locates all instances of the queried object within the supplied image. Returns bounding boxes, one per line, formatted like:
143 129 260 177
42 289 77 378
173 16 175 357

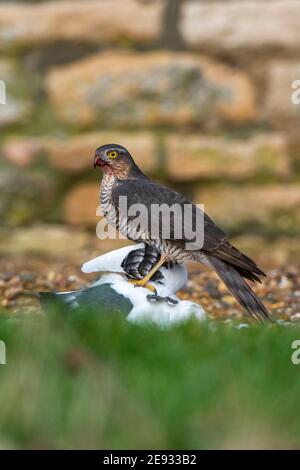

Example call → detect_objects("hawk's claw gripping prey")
147 294 179 306
128 279 157 294
39 243 205 325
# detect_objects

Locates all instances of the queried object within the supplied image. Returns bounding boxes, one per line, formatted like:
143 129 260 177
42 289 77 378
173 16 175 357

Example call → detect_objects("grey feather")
39 284 132 315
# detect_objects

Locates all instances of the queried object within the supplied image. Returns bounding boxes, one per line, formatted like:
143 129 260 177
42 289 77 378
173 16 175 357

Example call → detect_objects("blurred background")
0 0 300 451
0 0 299 269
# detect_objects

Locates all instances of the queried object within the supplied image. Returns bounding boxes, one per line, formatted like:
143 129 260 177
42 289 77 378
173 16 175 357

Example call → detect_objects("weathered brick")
0 0 163 50
46 52 257 129
194 184 300 234
264 60 300 126
166 133 290 181
181 1 300 56
64 182 100 226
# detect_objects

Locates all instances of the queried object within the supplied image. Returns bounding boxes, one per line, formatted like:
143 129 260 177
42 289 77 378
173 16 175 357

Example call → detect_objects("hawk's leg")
128 254 167 292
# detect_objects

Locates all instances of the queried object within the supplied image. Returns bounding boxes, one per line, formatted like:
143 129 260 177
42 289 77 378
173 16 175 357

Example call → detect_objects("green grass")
0 309 300 449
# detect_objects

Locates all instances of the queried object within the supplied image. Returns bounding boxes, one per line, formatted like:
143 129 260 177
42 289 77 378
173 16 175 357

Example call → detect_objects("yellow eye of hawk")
108 151 118 159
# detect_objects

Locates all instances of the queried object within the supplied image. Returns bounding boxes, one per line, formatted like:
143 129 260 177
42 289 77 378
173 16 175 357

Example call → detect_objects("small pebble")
5 287 23 300
7 276 21 287
1 299 9 308
278 276 291 289
291 313 300 322
19 272 37 283
222 295 237 306
0 257 298 322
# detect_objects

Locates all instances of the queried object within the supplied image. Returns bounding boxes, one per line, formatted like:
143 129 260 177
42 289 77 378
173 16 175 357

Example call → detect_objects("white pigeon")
40 244 206 328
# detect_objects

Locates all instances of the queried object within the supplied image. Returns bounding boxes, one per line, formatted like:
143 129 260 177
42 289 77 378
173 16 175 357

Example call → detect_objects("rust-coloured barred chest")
99 172 193 262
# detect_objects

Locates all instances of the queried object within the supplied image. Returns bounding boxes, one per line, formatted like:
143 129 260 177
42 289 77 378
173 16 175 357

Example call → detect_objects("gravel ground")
0 255 299 323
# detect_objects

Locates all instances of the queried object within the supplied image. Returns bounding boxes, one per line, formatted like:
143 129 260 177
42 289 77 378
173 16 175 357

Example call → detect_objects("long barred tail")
208 256 272 323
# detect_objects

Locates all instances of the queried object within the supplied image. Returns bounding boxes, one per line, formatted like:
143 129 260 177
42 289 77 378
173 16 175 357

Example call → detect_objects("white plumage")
82 244 145 274
39 244 206 327
82 245 205 327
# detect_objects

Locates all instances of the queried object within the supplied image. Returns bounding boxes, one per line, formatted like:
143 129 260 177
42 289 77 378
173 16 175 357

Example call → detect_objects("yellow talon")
128 279 157 293
127 254 167 295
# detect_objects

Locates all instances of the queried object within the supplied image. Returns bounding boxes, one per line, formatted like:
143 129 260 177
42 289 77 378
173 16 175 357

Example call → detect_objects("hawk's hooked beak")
94 155 102 168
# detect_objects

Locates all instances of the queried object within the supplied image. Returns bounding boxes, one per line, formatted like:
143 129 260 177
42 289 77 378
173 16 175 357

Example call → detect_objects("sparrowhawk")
94 143 272 323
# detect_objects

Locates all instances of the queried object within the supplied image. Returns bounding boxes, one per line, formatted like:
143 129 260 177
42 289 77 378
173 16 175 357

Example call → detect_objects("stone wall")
0 0 299 238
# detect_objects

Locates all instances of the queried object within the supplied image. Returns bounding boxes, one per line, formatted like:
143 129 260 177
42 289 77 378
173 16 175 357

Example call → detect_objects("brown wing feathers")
207 240 266 283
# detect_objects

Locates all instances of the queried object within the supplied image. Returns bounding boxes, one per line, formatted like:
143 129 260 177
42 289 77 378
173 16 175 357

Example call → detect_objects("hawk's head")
94 144 139 179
